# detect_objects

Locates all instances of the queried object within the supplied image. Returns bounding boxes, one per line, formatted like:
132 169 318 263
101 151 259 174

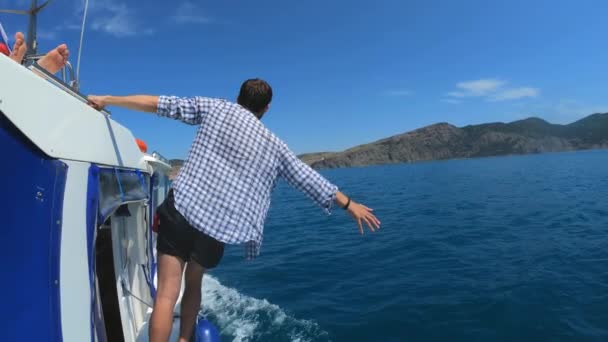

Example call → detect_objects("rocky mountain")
168 113 608 173
168 159 184 180
302 113 608 169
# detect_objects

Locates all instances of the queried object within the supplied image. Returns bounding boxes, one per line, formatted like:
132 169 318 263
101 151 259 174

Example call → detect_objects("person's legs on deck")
152 189 225 341
150 252 185 342
178 261 205 342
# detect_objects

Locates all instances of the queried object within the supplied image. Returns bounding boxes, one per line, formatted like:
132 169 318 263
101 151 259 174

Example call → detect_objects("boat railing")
63 61 78 90
25 57 111 117
24 54 78 90
151 151 170 164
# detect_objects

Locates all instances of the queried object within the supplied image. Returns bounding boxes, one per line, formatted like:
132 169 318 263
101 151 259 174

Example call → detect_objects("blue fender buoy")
195 317 220 342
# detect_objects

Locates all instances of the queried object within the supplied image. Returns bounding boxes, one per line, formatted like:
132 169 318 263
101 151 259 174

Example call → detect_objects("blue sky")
1 0 607 158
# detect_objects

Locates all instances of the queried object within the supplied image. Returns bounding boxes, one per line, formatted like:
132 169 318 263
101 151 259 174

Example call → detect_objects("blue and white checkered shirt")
157 96 338 259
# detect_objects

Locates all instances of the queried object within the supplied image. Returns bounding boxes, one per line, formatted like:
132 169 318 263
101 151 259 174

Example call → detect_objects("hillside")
168 113 608 173
303 113 608 169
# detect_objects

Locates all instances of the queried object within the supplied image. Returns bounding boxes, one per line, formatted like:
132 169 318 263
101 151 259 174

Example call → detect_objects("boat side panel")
0 112 66 341
0 55 146 170
60 160 95 342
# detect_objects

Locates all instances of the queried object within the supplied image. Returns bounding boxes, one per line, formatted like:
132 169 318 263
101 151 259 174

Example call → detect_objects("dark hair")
237 79 273 117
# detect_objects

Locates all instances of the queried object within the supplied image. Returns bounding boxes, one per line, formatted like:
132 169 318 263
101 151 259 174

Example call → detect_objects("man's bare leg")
37 44 69 74
179 261 205 342
9 32 27 64
150 253 185 342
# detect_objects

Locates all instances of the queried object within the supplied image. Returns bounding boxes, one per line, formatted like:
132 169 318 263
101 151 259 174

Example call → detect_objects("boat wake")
202 275 330 342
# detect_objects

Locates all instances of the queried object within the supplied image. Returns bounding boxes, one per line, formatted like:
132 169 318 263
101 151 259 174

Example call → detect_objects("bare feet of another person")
9 32 27 64
8 32 69 74
37 44 69 74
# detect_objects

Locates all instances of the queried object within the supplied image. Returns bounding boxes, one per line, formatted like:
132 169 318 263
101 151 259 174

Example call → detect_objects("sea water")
201 150 608 341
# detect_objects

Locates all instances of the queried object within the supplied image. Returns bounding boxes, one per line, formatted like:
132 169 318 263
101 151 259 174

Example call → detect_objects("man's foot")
37 44 69 74
10 32 27 64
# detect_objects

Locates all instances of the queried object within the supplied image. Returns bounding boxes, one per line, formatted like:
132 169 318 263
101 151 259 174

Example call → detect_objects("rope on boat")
122 279 154 309
75 0 89 83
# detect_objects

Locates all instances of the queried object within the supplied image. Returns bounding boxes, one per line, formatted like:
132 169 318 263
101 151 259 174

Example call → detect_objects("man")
88 79 381 342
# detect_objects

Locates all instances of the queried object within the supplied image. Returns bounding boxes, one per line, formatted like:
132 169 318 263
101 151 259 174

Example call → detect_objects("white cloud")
530 100 608 124
90 2 135 37
446 91 468 98
65 23 83 31
36 29 58 40
171 1 211 24
386 89 412 96
446 78 539 102
490 87 539 101
89 0 153 37
453 79 505 97
2 0 153 38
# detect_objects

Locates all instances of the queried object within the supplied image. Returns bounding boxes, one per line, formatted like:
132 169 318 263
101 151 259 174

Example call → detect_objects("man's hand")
347 201 381 235
88 95 107 111
335 191 381 234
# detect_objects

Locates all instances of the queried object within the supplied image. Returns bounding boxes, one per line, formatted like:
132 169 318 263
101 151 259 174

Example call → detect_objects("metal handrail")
62 61 77 90
24 54 77 89
151 151 170 164
27 61 111 117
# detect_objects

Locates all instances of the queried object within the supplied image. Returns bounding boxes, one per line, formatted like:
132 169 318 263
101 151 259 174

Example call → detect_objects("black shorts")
156 190 225 269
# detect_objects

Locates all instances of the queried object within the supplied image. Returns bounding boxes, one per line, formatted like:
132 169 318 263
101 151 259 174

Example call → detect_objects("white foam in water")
202 275 328 342
137 274 327 341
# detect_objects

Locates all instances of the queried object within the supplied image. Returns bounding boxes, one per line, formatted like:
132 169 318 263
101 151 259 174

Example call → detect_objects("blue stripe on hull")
86 165 107 342
0 113 67 341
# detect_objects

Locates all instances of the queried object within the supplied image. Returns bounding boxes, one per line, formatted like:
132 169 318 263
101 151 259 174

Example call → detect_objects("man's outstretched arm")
278 142 381 234
89 95 159 113
88 95 221 125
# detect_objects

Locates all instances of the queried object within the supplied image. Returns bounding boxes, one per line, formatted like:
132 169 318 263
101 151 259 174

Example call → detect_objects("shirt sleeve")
156 96 222 125
278 142 338 214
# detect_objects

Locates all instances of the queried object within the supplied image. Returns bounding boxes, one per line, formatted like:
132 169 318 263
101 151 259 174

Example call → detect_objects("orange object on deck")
0 43 9 56
135 138 148 153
